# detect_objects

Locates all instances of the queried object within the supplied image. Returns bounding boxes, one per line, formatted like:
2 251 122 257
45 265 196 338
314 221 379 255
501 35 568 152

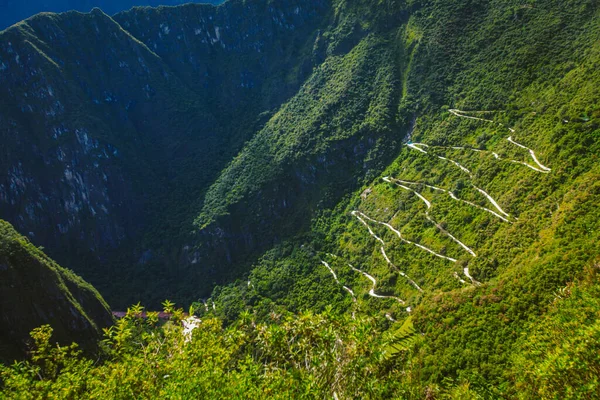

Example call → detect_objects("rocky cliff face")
0 219 113 361
0 0 225 30
114 0 327 104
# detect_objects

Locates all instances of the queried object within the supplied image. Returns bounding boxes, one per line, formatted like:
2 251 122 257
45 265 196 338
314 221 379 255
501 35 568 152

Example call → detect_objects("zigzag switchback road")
449 109 552 173
383 177 477 258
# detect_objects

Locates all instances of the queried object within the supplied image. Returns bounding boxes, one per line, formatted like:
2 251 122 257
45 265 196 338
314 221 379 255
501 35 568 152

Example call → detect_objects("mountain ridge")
0 0 330 307
0 0 226 31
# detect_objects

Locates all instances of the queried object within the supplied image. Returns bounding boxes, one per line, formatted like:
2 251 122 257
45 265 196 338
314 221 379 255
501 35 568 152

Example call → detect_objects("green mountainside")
0 219 112 363
1 0 600 397
0 0 328 307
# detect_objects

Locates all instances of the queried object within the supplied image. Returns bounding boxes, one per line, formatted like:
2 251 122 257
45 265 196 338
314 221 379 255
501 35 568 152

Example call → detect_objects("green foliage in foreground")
511 264 600 399
0 306 409 399
2 264 600 399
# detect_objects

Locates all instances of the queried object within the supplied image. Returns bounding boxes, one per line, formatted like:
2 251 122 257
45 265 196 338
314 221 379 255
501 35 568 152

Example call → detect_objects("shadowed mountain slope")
0 219 112 361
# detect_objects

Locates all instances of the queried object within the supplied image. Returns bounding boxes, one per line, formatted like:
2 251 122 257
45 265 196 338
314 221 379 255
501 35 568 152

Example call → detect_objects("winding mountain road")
472 185 510 218
449 108 551 173
407 143 473 177
321 260 357 302
352 211 385 245
406 143 513 219
322 255 406 305
424 144 549 173
406 142 429 154
453 272 468 285
507 136 552 172
379 247 424 292
448 109 495 123
391 179 511 223
353 210 458 262
463 267 481 286
338 108 553 309
350 212 423 291
353 194 483 285
348 264 405 304
384 177 477 257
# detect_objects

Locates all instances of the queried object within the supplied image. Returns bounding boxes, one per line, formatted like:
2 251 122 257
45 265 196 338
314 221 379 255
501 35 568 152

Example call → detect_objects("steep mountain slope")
190 0 415 296
0 219 112 362
204 0 600 393
0 0 224 30
0 0 414 308
0 0 328 307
